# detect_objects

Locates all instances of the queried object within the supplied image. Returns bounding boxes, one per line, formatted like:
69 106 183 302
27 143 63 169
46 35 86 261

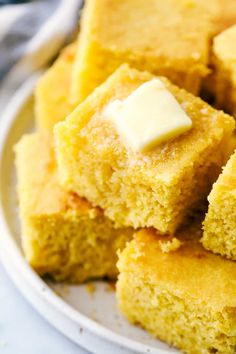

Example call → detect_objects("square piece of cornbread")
211 25 236 117
71 0 216 103
15 132 132 283
202 151 236 260
55 64 234 234
35 42 76 130
117 221 236 354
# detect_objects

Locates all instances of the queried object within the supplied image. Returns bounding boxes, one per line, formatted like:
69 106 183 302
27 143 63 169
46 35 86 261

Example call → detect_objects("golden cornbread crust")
211 25 236 117
71 0 216 103
217 0 236 33
15 132 132 283
55 64 235 234
202 151 236 260
117 221 236 354
35 42 76 130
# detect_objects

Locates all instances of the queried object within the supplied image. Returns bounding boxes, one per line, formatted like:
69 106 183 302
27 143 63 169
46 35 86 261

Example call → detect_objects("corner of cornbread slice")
117 221 236 354
211 24 236 117
71 0 217 103
54 64 235 234
15 132 132 282
35 42 77 131
202 150 236 260
216 0 236 33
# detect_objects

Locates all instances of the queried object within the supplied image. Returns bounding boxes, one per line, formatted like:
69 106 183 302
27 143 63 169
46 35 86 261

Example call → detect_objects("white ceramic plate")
0 75 178 354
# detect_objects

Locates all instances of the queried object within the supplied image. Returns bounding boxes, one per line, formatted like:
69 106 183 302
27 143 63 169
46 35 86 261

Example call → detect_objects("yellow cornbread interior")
104 78 192 152
202 151 236 260
211 25 236 117
35 42 76 130
15 132 132 283
71 0 216 103
117 221 236 354
55 64 234 234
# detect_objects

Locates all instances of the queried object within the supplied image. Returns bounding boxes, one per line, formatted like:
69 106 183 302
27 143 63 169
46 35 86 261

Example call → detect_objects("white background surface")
0 261 88 354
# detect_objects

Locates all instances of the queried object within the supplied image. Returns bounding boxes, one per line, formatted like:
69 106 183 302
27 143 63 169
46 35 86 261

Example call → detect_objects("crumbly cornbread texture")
211 25 236 117
35 42 76 130
117 221 236 354
71 0 216 103
202 151 236 260
15 133 132 283
55 65 235 234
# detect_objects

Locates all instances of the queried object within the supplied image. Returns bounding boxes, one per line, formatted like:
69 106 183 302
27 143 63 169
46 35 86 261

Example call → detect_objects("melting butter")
104 79 192 152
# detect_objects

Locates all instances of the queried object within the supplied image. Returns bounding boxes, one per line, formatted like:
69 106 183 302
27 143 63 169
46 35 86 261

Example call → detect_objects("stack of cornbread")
15 0 236 353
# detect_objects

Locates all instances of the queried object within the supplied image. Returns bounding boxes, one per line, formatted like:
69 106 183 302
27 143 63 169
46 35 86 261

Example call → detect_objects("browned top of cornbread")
58 64 234 183
82 0 216 69
118 220 236 311
15 133 100 216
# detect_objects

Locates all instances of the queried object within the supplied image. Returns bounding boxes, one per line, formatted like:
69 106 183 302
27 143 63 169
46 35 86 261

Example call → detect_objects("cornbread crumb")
71 0 216 102
53 285 70 298
15 132 132 283
105 281 116 293
86 283 96 295
55 64 235 234
159 237 182 253
202 151 236 260
35 42 76 130
117 221 236 354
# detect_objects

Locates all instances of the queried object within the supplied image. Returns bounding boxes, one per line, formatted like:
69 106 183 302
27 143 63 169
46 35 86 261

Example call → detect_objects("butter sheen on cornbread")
117 220 236 354
15 133 132 282
71 0 216 103
55 64 234 234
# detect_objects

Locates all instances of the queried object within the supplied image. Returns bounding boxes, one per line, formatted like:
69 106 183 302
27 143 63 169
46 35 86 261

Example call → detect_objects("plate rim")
0 75 175 354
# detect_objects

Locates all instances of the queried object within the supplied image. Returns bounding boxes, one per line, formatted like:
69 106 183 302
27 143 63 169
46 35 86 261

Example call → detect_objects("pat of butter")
104 79 192 152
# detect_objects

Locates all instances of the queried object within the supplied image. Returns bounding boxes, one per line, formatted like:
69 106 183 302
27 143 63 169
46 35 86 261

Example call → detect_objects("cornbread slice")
211 25 236 117
71 0 216 103
35 42 76 130
55 64 235 234
15 132 132 283
117 221 236 354
202 150 236 260
217 0 236 32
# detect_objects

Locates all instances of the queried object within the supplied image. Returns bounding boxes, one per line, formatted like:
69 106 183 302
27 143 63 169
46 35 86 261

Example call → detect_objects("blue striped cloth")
0 0 82 110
